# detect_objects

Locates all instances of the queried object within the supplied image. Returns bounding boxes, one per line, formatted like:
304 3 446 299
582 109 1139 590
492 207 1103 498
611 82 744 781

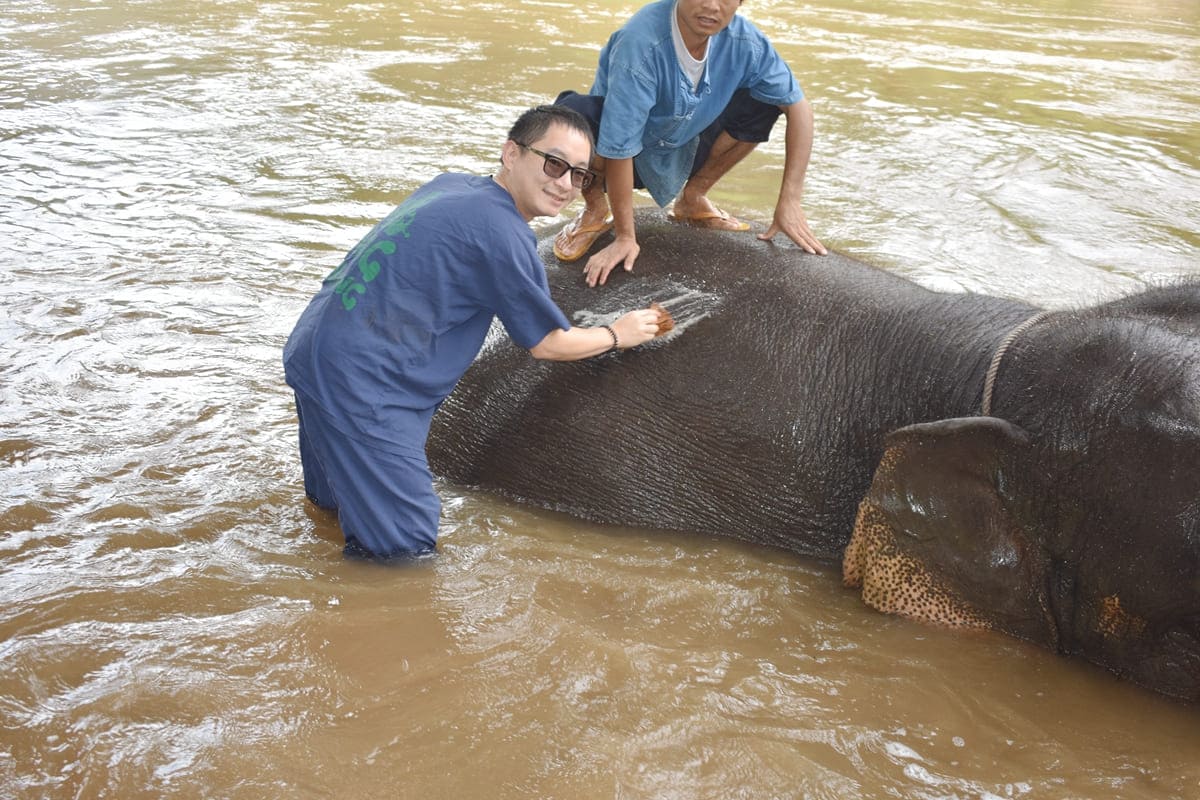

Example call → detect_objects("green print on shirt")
325 191 443 311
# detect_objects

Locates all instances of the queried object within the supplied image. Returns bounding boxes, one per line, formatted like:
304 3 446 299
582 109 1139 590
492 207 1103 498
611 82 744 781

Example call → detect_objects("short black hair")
507 105 595 156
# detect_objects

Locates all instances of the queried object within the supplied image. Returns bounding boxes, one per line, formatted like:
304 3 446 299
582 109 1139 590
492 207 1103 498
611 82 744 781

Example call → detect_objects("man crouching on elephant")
282 105 663 560
553 0 828 288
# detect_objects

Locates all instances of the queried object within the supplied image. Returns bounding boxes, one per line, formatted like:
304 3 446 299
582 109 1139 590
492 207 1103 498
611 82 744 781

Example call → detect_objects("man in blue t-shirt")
282 105 663 559
554 0 827 287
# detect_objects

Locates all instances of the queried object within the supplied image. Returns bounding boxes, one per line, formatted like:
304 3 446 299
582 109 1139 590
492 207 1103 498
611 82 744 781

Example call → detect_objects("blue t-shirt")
592 0 803 206
283 173 571 457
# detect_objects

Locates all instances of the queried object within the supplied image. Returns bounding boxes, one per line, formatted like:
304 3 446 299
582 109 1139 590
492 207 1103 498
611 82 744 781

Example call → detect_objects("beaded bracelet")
601 324 619 352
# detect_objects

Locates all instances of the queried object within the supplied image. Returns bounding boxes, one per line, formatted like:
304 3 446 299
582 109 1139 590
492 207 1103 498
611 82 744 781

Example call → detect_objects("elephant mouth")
1081 595 1200 703
1148 627 1200 702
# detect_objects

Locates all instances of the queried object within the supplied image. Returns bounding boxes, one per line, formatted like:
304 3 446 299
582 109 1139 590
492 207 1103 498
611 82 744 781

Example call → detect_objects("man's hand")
758 196 827 255
583 234 641 287
610 306 661 348
761 98 827 255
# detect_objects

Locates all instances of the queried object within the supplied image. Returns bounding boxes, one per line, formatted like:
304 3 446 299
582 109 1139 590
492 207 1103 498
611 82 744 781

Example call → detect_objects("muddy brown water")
2 0 1198 797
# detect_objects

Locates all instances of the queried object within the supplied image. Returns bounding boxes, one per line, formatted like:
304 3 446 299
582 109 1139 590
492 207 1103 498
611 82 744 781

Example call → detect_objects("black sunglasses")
518 143 597 190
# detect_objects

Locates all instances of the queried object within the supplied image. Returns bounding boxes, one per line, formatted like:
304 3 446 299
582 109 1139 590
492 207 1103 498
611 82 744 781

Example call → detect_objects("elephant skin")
426 209 1200 704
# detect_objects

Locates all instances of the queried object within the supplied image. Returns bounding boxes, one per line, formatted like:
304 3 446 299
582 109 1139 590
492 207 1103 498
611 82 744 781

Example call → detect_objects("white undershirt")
670 0 707 92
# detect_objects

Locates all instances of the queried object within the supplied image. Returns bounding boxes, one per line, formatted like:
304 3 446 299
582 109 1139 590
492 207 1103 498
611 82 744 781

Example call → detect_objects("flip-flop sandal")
553 215 615 262
667 207 750 232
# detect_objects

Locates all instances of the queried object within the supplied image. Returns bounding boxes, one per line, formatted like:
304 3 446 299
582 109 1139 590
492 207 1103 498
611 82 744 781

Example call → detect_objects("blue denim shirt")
592 0 803 207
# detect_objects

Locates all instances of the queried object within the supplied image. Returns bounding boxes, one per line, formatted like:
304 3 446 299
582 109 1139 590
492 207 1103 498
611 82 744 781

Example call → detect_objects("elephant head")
844 285 1200 702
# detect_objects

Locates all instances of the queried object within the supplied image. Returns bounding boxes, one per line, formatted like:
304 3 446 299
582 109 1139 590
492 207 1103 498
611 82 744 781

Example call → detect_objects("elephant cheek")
843 500 990 630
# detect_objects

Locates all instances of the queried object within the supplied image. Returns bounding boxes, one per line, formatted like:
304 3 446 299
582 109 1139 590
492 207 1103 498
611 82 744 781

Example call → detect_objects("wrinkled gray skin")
427 209 1200 704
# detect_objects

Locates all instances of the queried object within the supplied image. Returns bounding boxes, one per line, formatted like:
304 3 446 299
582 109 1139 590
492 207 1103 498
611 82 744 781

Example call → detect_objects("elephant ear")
843 417 1060 648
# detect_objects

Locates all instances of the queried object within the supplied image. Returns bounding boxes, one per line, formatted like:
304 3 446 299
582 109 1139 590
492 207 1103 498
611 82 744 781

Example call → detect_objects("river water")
2 0 1198 797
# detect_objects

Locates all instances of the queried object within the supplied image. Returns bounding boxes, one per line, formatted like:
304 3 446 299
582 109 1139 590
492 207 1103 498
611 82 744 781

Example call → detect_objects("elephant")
426 208 1200 704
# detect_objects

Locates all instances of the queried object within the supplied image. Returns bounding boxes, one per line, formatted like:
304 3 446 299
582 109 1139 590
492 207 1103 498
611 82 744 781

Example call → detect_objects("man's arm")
583 156 641 287
528 307 661 361
758 98 827 255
